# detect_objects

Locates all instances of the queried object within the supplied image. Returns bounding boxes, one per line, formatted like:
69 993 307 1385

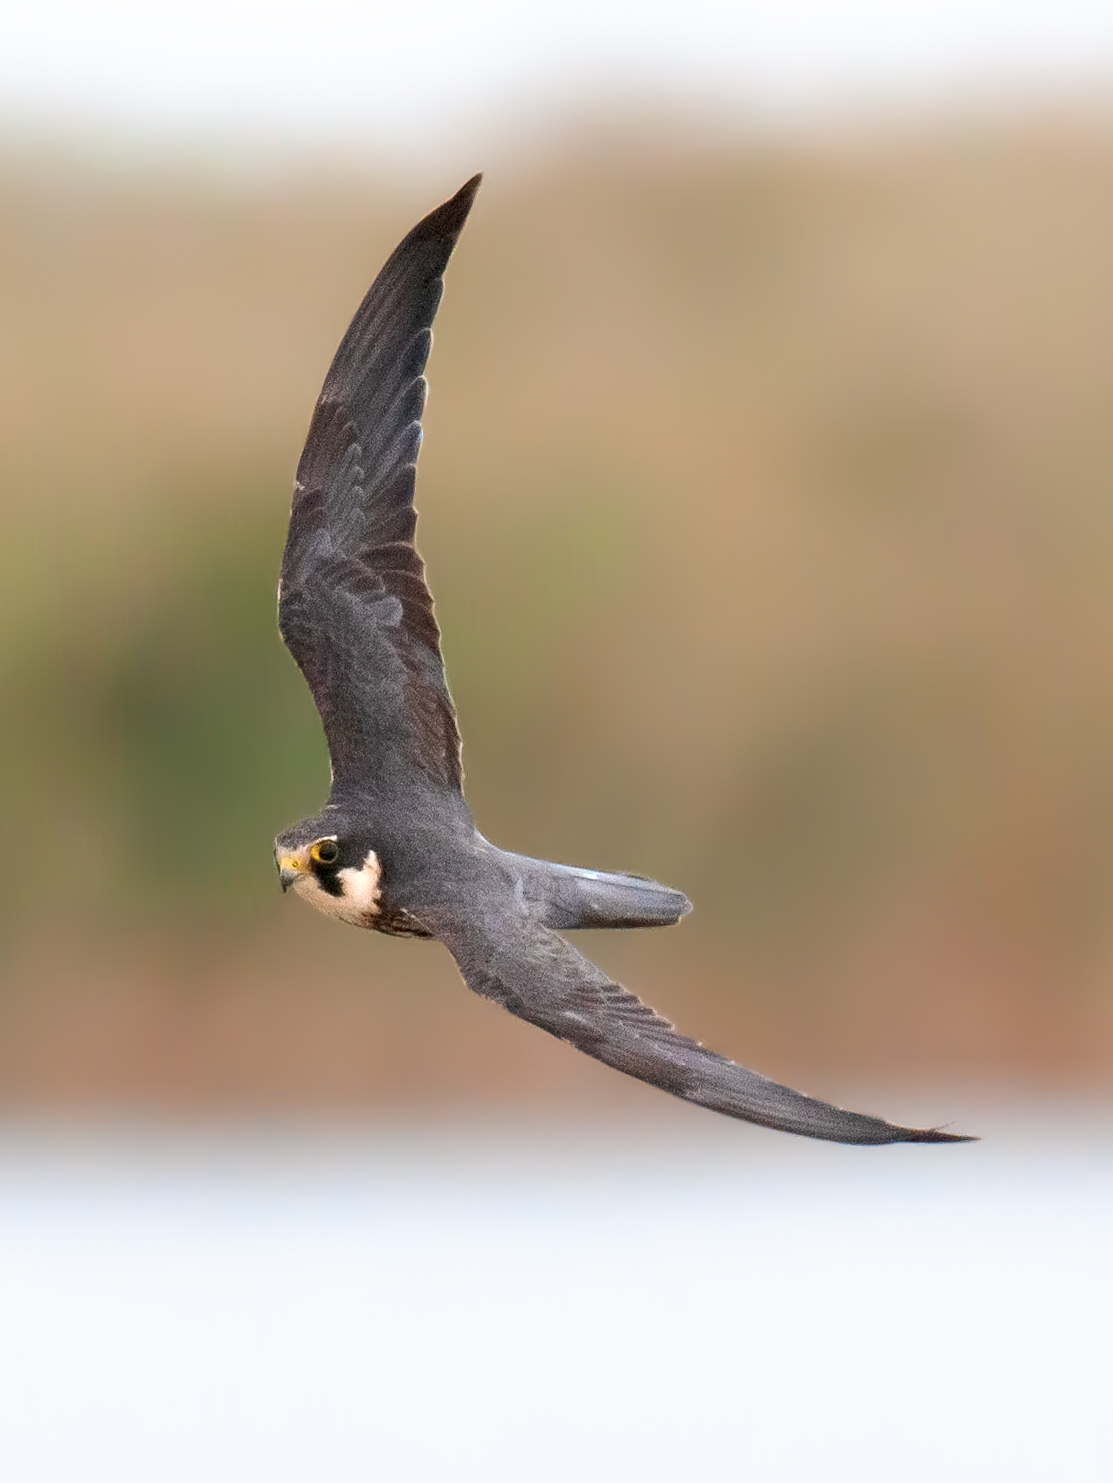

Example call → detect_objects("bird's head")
274 814 382 924
275 832 340 893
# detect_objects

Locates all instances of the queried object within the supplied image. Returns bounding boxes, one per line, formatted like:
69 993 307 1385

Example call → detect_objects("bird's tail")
506 853 692 931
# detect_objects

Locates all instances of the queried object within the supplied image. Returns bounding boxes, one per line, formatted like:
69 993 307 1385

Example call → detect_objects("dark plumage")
274 176 974 1146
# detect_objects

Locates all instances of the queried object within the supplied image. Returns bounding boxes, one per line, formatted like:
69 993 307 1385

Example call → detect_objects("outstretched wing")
430 905 973 1145
279 175 481 792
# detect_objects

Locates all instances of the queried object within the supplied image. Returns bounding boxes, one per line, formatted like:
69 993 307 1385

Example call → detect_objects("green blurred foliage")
6 491 319 916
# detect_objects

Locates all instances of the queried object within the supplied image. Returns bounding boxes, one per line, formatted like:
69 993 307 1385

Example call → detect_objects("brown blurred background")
3 119 1113 1112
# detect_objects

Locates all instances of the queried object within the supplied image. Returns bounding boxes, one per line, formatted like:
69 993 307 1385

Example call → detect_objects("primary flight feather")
274 175 972 1146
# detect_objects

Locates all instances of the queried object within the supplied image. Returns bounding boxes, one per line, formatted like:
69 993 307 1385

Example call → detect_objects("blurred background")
1 3 1112 1479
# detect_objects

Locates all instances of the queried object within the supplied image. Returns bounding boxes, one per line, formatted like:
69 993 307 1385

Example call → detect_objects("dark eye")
311 839 339 866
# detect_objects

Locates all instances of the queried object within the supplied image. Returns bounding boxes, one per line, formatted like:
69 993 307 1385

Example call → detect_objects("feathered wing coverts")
279 177 480 792
428 902 968 1144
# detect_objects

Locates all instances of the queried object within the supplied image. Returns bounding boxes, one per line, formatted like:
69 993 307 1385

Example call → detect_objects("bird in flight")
274 175 971 1146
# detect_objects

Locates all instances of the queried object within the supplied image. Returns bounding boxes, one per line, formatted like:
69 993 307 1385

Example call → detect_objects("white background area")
1 1115 1110 1482
4 0 1113 163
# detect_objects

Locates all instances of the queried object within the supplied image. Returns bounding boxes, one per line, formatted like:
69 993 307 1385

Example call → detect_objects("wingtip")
420 173 483 240
901 1126 979 1144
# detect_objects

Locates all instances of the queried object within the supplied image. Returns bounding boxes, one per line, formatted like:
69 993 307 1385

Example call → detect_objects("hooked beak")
278 855 307 893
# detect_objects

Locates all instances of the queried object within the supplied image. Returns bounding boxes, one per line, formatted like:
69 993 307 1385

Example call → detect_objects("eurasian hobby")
274 175 971 1146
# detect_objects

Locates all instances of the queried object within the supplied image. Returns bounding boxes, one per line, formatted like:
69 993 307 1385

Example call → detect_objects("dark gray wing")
430 905 974 1145
279 175 481 792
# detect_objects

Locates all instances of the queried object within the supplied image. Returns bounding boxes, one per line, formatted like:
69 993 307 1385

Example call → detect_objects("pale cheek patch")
291 849 382 927
337 849 383 919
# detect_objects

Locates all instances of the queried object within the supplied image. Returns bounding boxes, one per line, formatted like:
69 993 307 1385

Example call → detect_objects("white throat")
292 848 382 927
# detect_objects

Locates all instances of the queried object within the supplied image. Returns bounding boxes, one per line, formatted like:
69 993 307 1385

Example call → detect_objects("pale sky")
4 0 1113 163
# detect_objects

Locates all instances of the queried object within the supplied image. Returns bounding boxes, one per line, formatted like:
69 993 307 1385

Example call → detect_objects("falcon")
274 175 972 1145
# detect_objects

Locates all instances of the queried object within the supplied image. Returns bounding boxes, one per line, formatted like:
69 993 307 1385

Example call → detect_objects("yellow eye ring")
310 839 339 866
